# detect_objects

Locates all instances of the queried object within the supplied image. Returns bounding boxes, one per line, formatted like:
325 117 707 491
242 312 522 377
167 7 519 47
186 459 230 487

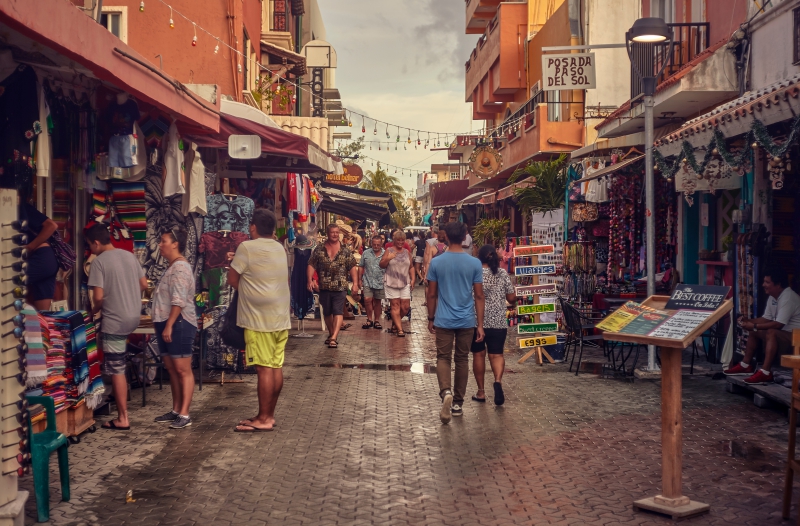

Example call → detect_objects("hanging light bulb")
373 122 378 135
362 117 366 134
169 6 174 28
386 124 390 139
192 24 197 47
214 41 220 54
396 132 400 143
139 1 144 12
237 62 242 73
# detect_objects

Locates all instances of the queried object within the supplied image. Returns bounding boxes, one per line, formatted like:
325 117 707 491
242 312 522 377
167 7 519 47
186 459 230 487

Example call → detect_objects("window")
548 90 561 122
100 7 128 43
649 0 674 23
794 8 800 65
449 172 460 180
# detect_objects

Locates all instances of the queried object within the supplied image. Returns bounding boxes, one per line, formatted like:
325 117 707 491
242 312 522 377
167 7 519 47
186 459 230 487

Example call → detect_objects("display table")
600 295 732 520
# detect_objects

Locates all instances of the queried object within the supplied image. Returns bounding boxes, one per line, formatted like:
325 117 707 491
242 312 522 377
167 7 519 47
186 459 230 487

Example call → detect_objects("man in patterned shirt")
307 224 358 348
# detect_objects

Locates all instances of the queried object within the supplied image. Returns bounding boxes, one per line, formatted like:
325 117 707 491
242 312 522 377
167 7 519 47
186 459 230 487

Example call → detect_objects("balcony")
471 104 583 188
465 0 502 34
465 2 527 118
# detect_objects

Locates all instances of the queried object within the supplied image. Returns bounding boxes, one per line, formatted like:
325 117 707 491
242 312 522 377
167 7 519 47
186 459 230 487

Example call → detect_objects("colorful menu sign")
648 310 712 340
515 264 556 277
519 335 558 348
517 303 556 315
515 284 557 296
618 311 671 336
517 322 558 334
596 301 657 332
665 284 730 311
513 245 555 257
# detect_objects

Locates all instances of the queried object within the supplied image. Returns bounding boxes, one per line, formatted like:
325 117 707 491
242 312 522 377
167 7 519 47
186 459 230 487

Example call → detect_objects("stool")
27 395 70 523
781 329 800 523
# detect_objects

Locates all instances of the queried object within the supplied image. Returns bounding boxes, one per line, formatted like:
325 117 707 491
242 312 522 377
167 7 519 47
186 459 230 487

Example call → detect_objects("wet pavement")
19 290 799 525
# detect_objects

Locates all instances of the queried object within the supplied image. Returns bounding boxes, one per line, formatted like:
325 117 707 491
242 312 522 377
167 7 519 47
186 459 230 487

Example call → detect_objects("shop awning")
655 73 800 156
575 155 644 183
190 113 342 174
316 196 391 222
0 0 219 133
261 41 307 77
318 182 397 213
497 179 535 201
456 191 488 209
431 179 471 208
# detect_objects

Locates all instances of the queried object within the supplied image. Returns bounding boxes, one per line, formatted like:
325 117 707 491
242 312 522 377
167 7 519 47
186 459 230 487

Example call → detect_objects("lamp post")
626 18 673 372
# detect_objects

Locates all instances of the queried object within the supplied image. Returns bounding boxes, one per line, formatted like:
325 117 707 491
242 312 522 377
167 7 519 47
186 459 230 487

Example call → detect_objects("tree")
334 137 365 162
360 162 405 202
508 154 568 218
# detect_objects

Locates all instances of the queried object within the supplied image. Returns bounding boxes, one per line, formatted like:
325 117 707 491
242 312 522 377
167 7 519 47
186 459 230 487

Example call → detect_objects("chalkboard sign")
664 285 730 311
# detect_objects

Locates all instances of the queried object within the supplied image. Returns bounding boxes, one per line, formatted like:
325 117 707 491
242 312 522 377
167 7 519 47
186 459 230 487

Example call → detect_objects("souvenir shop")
653 75 800 360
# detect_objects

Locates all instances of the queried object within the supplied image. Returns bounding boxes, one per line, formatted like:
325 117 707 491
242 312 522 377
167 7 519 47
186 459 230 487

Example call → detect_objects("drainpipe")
568 0 582 137
95 0 104 22
296 14 303 116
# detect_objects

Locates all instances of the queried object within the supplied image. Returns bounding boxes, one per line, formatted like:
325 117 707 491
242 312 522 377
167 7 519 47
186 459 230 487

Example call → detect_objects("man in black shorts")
307 224 358 348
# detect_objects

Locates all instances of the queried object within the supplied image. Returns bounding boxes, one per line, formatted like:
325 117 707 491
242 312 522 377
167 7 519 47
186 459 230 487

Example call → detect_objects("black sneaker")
170 415 192 429
451 404 463 417
154 410 178 423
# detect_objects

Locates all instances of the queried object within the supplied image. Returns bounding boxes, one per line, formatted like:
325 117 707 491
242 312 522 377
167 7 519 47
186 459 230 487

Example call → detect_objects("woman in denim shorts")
151 227 197 429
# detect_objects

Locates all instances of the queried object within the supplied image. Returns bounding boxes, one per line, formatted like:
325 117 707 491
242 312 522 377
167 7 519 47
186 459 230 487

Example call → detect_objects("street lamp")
626 17 672 372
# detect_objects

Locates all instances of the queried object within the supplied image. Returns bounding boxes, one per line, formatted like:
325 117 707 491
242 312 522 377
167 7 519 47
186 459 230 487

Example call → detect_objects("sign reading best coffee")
542 53 596 90
326 164 364 186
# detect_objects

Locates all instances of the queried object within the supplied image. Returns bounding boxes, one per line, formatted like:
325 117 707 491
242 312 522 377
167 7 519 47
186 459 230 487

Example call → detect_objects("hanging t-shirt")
162 121 185 197
203 194 255 234
287 173 298 211
198 231 249 270
108 98 140 136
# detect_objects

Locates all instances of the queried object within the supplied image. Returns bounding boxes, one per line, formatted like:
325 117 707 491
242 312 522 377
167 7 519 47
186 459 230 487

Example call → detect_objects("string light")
214 40 219 54
139 1 144 12
192 23 197 46
169 5 174 28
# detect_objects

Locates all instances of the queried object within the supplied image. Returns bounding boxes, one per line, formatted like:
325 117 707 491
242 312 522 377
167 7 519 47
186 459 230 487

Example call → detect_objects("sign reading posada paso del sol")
325 164 364 186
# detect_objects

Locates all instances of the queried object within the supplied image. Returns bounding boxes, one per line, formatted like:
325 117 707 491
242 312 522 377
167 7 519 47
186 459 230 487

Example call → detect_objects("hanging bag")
571 202 598 222
49 230 76 271
220 291 246 350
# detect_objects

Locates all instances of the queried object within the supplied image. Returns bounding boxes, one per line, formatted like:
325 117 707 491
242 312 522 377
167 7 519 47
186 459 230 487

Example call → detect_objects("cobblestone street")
20 292 796 525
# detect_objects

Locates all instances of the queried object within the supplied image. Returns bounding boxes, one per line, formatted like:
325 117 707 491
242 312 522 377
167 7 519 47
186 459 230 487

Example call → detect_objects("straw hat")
339 223 353 235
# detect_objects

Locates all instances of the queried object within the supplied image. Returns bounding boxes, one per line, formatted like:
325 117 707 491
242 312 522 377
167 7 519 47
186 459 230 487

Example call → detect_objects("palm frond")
509 154 568 217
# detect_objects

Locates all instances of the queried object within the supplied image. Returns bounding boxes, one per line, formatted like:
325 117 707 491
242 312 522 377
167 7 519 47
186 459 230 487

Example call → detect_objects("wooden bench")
779 329 800 523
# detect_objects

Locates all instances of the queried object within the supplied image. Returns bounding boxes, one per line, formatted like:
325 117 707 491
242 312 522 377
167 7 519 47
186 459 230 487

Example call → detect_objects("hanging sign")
517 322 558 334
542 53 596 90
325 164 363 186
519 335 558 348
515 264 556 276
517 303 556 315
664 285 730 311
513 245 555 257
515 284 557 296
469 146 503 179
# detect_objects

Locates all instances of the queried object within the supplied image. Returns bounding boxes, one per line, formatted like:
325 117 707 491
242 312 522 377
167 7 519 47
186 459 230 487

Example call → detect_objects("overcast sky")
321 0 479 194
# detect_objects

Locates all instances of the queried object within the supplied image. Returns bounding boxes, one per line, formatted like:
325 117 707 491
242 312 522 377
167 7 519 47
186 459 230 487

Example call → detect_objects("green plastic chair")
26 396 70 522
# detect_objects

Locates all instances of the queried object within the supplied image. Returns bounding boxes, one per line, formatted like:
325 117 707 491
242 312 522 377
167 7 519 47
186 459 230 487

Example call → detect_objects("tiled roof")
595 38 729 131
654 74 800 146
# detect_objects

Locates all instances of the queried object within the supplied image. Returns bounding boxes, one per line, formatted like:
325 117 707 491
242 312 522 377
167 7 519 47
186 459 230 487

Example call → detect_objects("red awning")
0 0 219 134
431 179 472 208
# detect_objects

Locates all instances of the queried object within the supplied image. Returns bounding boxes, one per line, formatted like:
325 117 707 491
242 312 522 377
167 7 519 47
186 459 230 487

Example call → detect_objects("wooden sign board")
513 245 555 257
664 284 731 311
325 164 364 186
517 322 558 334
519 335 558 348
515 264 556 277
517 303 555 315
516 284 557 296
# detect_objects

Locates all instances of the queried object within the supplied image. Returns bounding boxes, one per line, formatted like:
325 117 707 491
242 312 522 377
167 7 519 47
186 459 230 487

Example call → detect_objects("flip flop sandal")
102 420 130 431
328 339 338 348
234 424 273 433
362 321 374 329
341 324 352 331
325 337 332 344
373 322 382 330
471 396 486 403
397 331 406 337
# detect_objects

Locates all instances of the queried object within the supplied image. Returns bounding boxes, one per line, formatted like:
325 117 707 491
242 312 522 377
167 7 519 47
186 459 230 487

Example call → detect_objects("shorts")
244 329 289 368
109 134 138 168
26 246 58 301
363 286 385 300
385 284 411 300
101 333 129 376
318 289 347 316
414 256 423 264
153 314 197 359
471 327 508 355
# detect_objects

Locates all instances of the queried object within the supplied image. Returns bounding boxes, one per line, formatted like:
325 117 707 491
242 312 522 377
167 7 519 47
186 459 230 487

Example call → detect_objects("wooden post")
656 347 689 506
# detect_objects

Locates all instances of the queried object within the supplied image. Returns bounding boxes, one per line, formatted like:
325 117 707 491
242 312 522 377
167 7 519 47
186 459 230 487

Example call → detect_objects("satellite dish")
228 135 261 159
301 40 337 68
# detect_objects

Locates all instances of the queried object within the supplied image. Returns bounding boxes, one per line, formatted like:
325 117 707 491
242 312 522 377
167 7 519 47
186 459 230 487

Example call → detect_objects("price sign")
516 284 557 296
515 264 556 277
519 335 558 348
517 322 558 334
517 303 556 315
513 245 555 257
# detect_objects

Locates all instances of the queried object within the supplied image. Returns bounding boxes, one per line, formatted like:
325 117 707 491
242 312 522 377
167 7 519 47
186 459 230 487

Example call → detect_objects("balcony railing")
490 90 549 141
630 22 710 99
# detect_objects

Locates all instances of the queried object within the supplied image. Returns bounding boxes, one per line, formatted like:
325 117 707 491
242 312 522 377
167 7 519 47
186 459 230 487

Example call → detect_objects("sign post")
513 244 558 366
598 294 732 520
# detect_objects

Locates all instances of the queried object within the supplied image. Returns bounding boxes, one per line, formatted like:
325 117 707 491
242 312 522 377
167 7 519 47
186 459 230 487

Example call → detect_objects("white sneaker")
440 390 453 424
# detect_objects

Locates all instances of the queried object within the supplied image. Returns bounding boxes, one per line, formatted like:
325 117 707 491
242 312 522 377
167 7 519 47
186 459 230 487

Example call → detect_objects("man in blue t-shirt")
426 222 485 424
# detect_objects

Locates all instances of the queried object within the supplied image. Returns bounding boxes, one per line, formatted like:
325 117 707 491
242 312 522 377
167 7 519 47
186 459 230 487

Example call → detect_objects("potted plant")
721 234 734 262
473 218 509 247
508 154 568 221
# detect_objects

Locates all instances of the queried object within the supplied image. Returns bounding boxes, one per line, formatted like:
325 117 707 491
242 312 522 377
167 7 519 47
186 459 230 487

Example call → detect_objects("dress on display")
290 247 314 319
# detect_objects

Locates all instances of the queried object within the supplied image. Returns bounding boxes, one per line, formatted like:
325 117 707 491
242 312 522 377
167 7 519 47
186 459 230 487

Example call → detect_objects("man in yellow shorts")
228 209 291 432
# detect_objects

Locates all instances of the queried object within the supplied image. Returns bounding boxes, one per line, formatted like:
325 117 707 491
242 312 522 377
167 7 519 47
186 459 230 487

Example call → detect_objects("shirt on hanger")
198 231 249 270
108 98 140 136
203 194 255 234
162 121 185 197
